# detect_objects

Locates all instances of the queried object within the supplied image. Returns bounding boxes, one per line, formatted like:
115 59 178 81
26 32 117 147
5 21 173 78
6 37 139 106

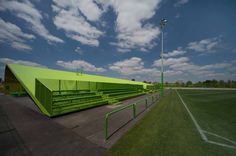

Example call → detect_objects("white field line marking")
202 130 236 145
206 140 236 149
175 90 236 149
175 90 208 141
171 87 236 91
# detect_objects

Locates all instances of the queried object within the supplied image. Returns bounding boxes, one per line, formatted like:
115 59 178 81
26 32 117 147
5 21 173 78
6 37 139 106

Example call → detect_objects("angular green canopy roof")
6 64 148 116
7 64 147 94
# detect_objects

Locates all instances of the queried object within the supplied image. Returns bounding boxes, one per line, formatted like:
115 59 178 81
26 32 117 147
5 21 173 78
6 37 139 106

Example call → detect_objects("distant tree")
226 80 232 88
212 79 218 87
175 81 180 87
165 82 169 86
143 80 147 83
131 79 135 81
153 82 159 87
186 81 192 87
194 81 202 87
0 78 2 83
218 80 225 88
232 80 236 88
203 80 211 87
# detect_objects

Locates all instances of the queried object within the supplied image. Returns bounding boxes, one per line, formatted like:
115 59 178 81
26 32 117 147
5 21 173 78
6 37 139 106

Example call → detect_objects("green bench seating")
100 89 145 101
52 99 108 116
53 95 102 105
53 92 96 99
52 90 92 96
51 90 108 116
35 78 148 116
44 88 146 116
115 92 145 100
108 91 138 96
99 89 137 94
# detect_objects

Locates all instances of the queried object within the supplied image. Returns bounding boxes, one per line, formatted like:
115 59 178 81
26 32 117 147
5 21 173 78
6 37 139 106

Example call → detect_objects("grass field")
105 89 236 156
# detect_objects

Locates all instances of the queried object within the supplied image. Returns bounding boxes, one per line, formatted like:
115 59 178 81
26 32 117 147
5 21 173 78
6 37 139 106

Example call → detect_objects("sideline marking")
175 89 236 149
175 90 207 141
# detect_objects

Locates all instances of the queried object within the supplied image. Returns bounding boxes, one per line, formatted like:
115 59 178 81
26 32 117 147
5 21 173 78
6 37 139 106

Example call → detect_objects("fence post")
105 114 109 140
76 80 78 91
145 98 148 109
59 80 61 94
133 103 136 118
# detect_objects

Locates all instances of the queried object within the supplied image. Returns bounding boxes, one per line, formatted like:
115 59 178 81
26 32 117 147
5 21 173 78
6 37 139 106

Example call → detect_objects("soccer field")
105 89 236 156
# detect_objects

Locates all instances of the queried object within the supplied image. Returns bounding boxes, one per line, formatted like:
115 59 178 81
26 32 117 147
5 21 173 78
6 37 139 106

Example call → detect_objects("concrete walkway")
0 93 159 156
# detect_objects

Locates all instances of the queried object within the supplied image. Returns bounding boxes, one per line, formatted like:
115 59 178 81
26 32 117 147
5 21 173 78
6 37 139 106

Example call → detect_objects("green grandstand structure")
4 64 157 117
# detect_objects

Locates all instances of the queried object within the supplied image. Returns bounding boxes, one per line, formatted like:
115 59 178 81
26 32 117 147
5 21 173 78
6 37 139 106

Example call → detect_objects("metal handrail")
104 93 159 140
105 104 135 140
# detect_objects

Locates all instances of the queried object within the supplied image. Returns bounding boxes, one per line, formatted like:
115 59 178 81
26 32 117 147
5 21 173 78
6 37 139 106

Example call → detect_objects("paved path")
0 96 105 156
54 93 159 148
0 93 159 156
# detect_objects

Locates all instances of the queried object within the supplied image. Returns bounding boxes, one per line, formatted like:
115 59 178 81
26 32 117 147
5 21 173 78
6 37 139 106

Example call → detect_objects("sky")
0 0 236 83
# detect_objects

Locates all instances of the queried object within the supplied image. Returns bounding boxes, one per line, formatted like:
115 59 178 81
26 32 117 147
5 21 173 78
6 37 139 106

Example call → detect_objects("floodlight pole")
161 30 164 96
160 19 167 96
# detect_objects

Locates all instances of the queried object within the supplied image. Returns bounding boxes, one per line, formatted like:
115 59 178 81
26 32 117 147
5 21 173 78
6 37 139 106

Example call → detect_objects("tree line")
164 79 236 88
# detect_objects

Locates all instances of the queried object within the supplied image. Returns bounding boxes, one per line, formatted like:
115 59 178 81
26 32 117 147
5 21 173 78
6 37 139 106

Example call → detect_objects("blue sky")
0 0 236 82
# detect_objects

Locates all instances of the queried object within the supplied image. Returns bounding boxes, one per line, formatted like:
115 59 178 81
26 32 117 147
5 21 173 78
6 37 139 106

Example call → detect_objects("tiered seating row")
35 78 149 117
51 90 108 116
101 89 145 101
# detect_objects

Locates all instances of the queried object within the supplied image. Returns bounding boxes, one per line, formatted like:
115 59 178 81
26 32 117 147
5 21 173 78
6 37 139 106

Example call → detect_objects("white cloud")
175 13 180 18
74 47 83 55
109 57 182 81
200 63 231 70
109 57 145 75
165 70 183 77
187 37 220 52
0 18 35 51
52 0 104 46
174 0 189 7
163 47 186 58
153 57 189 67
52 0 104 21
231 60 236 64
75 0 103 21
153 55 234 81
56 60 106 72
52 0 162 50
0 0 63 43
0 58 47 68
106 0 161 52
11 42 32 51
109 55 235 81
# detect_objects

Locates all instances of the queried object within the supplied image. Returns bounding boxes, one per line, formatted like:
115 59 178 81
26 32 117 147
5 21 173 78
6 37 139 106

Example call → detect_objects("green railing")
104 93 160 140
